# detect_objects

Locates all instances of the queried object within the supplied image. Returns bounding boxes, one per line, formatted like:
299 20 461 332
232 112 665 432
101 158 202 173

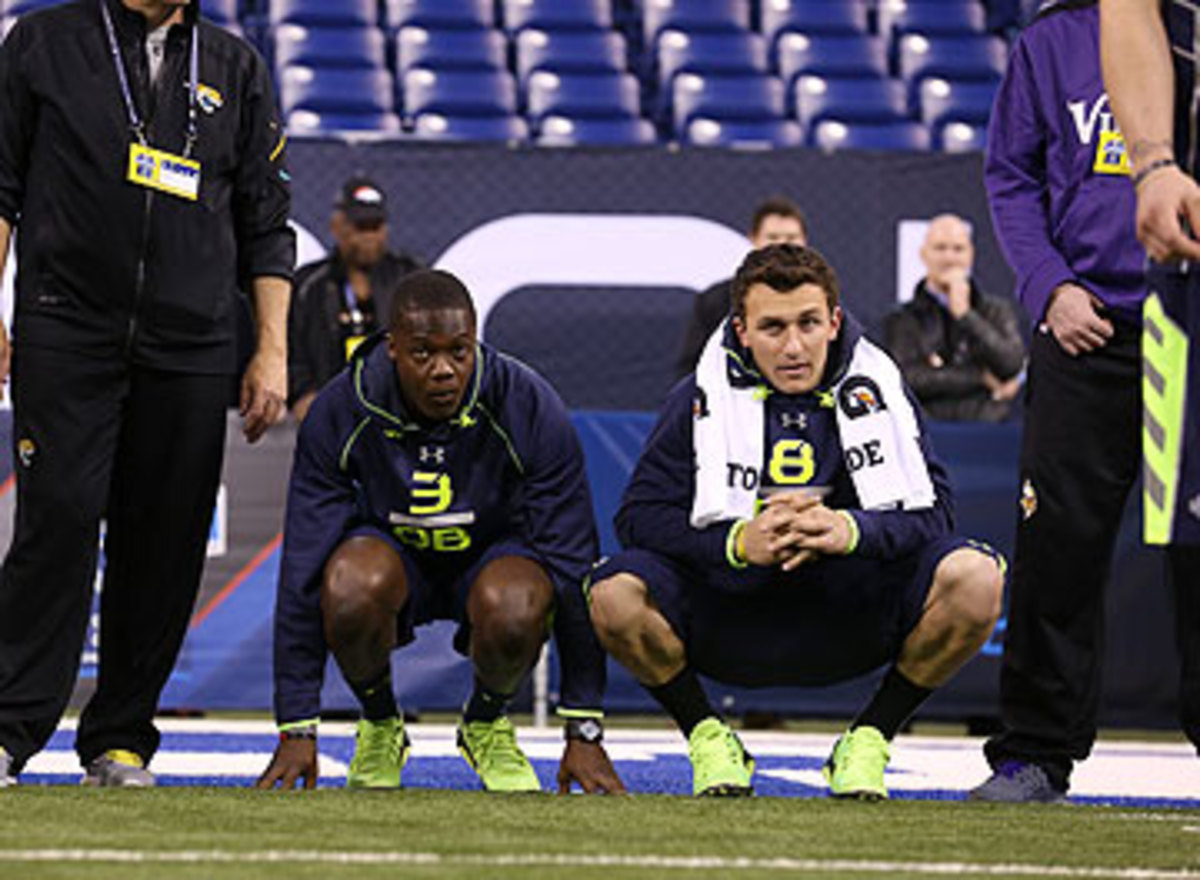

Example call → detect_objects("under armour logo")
780 412 807 430
419 446 446 464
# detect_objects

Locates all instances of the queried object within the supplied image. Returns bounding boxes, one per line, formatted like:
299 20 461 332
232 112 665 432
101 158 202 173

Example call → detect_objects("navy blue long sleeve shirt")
273 335 604 724
616 319 956 581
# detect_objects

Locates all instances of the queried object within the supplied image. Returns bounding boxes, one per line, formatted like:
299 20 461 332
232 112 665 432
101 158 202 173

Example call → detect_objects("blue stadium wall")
17 140 1177 730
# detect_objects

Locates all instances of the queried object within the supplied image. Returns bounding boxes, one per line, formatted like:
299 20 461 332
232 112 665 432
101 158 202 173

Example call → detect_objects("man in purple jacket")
974 0 1197 803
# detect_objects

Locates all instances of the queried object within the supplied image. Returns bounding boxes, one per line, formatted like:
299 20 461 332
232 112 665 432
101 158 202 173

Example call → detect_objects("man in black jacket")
0 0 294 787
885 214 1026 422
288 176 422 422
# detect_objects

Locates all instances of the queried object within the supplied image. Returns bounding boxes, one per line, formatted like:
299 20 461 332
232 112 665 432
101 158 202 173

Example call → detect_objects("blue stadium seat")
536 116 657 146
685 117 803 148
812 118 931 151
515 29 627 83
793 76 908 129
279 66 394 115
286 109 403 137
776 34 888 87
273 25 386 72
917 77 997 126
411 113 529 142
1 0 63 14
268 0 375 28
403 68 518 117
643 0 750 49
935 119 986 152
657 31 767 91
672 72 785 135
204 0 239 28
761 0 869 45
501 0 612 34
385 0 493 31
396 27 507 75
526 71 640 122
897 34 1007 90
878 0 987 41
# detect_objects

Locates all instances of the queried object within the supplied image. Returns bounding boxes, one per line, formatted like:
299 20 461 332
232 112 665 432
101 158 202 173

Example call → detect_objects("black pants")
0 345 227 772
985 324 1200 789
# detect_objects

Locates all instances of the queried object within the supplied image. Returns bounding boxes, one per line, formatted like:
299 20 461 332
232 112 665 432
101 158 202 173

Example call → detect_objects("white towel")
690 320 935 529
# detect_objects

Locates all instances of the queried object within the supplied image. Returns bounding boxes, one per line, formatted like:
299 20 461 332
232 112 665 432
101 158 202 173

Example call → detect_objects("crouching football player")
257 269 623 794
588 245 1004 798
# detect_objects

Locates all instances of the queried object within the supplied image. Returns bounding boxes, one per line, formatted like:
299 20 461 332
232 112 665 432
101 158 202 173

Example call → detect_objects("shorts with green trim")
344 524 544 655
591 535 999 688
1143 266 1200 546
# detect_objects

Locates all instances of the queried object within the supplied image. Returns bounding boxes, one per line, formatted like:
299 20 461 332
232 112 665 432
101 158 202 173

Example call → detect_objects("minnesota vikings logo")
1019 478 1038 521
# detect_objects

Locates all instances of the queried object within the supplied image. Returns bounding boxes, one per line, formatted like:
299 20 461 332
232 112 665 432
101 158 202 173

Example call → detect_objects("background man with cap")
288 176 423 421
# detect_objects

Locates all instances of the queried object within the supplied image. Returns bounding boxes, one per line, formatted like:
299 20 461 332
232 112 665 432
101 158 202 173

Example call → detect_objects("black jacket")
0 0 295 373
884 280 1026 423
674 278 732 380
287 249 422 405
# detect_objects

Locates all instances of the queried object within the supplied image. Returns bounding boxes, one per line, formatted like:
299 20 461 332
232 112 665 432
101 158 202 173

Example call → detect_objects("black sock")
852 666 933 740
647 667 717 738
463 679 511 723
349 668 398 722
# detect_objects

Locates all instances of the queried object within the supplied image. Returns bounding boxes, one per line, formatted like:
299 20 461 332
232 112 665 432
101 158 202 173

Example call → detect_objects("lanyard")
100 0 199 157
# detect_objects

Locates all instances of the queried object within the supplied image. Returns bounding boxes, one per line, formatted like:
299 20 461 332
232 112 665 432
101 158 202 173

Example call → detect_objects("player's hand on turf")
1044 283 1113 356
557 740 627 795
240 344 287 444
1135 164 1200 264
255 738 318 790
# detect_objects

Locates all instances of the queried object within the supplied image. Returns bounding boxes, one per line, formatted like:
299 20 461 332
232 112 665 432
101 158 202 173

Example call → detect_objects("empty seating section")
0 2 1009 148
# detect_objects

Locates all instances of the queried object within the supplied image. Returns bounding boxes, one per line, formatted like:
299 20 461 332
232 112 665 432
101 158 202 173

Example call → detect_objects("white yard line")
0 850 1197 877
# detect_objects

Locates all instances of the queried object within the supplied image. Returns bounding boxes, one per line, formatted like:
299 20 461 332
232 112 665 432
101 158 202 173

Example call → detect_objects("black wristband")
1132 157 1177 189
564 717 604 744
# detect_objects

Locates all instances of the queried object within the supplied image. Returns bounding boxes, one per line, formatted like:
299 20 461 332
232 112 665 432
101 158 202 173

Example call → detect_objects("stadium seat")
411 113 529 142
536 115 658 146
776 34 888 87
385 0 493 31
501 0 612 34
272 25 386 72
268 0 375 28
793 76 909 129
286 109 403 137
685 117 803 148
1 0 63 14
936 119 986 152
672 72 785 135
812 118 931 152
204 0 239 28
897 34 1007 91
657 31 767 91
278 66 394 115
878 0 987 41
526 71 641 123
515 30 627 83
403 68 518 118
761 0 869 45
643 0 751 49
396 27 507 75
917 77 997 126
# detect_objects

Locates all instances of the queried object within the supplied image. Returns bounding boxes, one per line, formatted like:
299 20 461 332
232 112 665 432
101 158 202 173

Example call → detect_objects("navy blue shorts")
344 525 543 655
591 535 987 688
1144 267 1200 545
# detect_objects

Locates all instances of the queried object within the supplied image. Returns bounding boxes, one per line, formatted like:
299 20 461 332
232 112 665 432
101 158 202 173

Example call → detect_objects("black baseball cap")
336 176 388 226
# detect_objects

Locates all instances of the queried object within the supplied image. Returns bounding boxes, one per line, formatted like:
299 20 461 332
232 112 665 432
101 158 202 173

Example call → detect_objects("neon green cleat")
456 716 541 793
346 717 410 789
823 726 890 800
688 717 755 797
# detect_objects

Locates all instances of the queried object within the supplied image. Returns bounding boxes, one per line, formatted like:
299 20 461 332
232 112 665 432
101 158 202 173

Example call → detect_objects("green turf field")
1 789 1198 879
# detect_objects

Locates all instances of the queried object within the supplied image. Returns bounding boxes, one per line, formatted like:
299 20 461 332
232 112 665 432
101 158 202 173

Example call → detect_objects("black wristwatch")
564 717 604 744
